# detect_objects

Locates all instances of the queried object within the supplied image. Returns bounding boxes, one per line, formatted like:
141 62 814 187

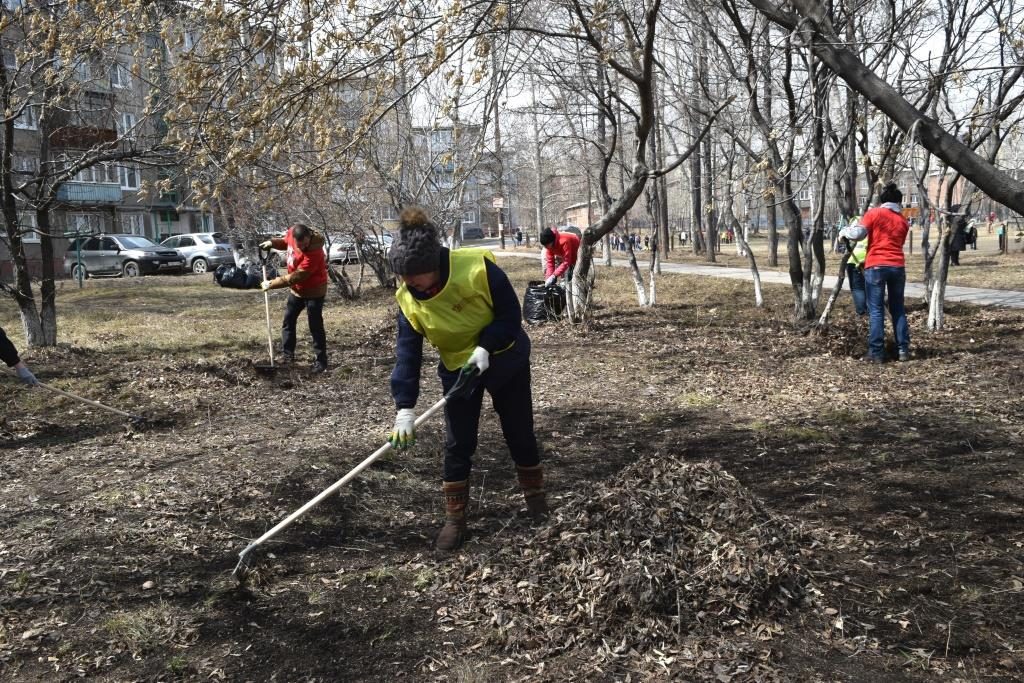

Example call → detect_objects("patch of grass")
362 566 396 586
675 391 717 409
776 425 831 442
167 655 190 674
103 602 198 652
412 567 435 590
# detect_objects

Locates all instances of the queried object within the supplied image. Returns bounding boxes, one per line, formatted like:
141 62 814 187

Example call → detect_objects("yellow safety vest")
850 235 868 267
395 248 499 371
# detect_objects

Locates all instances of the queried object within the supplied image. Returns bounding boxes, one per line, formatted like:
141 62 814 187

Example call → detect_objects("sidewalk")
495 250 1024 309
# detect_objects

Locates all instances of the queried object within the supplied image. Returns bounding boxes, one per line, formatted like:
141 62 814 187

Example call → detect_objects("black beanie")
389 207 442 275
879 183 902 205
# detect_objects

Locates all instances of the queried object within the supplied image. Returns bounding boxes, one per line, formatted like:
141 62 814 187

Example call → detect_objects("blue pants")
846 263 866 316
438 330 540 482
864 266 910 359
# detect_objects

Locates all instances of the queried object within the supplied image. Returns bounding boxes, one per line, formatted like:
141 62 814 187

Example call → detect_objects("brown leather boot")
435 480 468 552
516 464 549 518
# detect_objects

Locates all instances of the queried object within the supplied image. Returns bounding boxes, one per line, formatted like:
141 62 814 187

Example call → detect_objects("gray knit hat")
389 207 442 275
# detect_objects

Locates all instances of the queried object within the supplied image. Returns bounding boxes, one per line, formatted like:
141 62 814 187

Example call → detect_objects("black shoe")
898 350 911 362
311 361 328 374
860 354 884 364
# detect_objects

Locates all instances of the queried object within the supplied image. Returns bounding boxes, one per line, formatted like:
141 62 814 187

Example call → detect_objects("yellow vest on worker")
850 234 868 266
395 248 497 371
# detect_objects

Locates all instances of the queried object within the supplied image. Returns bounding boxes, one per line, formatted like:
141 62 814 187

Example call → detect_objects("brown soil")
1 260 1022 681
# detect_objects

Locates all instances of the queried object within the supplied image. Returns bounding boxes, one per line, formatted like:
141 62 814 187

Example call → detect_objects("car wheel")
192 257 208 274
71 264 88 281
123 261 140 278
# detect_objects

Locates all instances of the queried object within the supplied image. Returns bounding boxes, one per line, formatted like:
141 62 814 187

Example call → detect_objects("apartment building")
0 24 214 281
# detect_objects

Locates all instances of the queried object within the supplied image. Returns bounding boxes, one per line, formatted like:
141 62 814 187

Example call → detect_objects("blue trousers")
846 263 866 316
864 266 910 359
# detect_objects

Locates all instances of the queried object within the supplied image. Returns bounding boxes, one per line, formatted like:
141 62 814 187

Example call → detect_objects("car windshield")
117 236 158 249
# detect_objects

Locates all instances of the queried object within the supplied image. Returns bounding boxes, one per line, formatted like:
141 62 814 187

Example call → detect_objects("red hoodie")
862 206 909 269
543 229 581 278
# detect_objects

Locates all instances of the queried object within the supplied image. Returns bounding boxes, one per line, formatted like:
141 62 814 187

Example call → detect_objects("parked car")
64 234 185 279
328 233 393 264
462 227 484 240
161 232 235 274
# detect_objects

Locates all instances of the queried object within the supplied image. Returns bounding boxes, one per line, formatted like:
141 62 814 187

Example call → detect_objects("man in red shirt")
259 224 330 373
540 227 581 287
840 184 911 363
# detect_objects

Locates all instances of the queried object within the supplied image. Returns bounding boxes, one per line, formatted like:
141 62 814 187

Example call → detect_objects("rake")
231 367 479 585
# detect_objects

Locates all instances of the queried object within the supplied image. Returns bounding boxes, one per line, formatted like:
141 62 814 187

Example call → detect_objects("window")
183 30 198 51
122 213 144 236
13 155 38 175
19 211 38 243
14 104 37 130
118 112 137 140
797 186 812 202
178 236 195 247
73 58 91 82
909 192 919 206
462 210 476 224
69 213 103 234
110 62 130 89
380 204 399 221
119 164 139 190
162 235 178 247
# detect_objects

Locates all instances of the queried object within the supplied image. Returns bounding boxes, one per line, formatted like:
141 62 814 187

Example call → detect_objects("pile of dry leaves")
435 457 814 678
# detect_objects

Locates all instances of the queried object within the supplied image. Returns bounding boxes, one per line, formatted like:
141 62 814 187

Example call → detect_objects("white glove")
389 408 416 449
16 364 39 386
258 240 274 251
464 346 490 374
259 280 272 291
544 276 556 287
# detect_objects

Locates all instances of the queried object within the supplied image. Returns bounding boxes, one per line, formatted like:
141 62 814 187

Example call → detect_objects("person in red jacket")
540 227 580 287
259 224 330 373
840 184 911 363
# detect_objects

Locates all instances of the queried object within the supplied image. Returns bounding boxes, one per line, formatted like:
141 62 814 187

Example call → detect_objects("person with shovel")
387 207 548 552
258 224 329 374
1 325 39 386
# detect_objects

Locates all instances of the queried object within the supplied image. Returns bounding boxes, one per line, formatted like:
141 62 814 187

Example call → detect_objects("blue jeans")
846 263 866 316
864 266 910 359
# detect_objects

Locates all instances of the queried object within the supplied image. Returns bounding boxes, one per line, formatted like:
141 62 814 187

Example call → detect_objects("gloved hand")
464 346 490 374
389 408 416 449
259 280 272 291
544 276 556 287
258 240 274 251
15 364 39 386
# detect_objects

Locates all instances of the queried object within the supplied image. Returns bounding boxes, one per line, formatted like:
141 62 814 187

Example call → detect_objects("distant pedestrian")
997 222 1006 252
1 326 40 386
949 208 967 266
967 221 978 250
840 183 911 362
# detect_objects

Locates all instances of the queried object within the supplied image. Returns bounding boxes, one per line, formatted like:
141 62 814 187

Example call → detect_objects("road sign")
492 197 505 209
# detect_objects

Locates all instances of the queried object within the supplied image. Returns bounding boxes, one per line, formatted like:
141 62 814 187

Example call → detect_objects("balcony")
56 182 123 204
49 125 118 149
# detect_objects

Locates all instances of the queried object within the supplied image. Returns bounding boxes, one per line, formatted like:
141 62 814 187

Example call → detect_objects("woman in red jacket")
539 227 580 287
840 184 911 362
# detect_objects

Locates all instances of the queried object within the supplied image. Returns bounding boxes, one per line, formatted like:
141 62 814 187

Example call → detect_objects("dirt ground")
2 259 1023 681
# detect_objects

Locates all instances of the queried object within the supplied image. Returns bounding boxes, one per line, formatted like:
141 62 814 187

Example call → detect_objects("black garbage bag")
523 280 565 324
214 264 250 289
213 264 277 290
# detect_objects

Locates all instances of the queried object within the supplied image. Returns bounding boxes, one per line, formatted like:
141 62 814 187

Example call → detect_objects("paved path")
492 249 1024 309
